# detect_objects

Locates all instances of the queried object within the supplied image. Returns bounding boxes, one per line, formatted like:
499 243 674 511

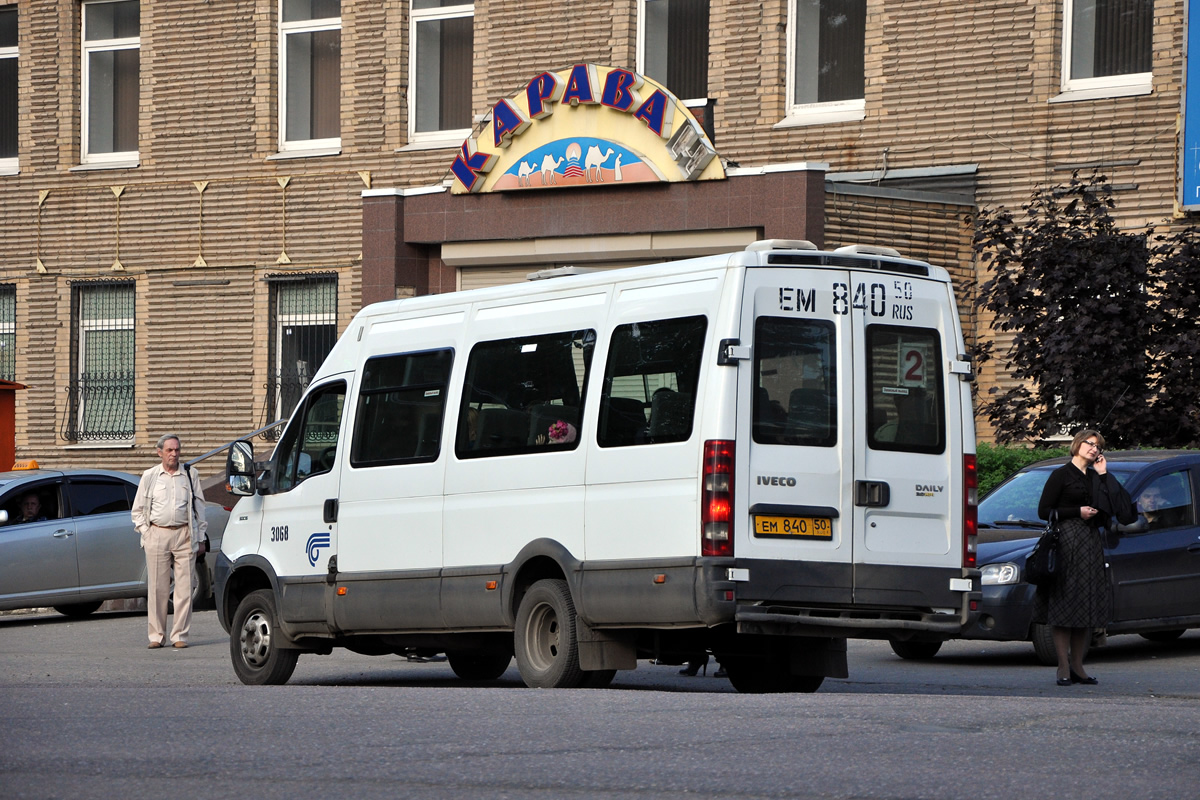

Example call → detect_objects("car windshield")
979 463 1138 531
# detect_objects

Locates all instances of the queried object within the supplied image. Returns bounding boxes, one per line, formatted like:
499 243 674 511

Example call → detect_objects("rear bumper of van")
728 558 980 638
579 557 979 638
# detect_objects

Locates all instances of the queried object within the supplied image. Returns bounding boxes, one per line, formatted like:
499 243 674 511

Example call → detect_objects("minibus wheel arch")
503 540 583 625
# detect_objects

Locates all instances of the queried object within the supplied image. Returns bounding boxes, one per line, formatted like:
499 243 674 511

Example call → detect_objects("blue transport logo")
306 532 331 566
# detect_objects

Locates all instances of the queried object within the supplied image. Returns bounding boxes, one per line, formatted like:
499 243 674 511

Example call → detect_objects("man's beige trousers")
145 524 194 645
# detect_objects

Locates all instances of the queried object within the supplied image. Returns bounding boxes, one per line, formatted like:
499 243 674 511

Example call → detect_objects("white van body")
217 240 980 692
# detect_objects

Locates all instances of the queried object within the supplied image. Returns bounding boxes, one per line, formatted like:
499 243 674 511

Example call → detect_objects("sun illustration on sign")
497 137 662 191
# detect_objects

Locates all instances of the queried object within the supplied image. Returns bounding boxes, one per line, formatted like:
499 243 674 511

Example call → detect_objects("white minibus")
218 240 980 692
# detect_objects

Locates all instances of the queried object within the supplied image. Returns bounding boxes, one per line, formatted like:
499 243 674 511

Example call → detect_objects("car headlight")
980 563 1020 585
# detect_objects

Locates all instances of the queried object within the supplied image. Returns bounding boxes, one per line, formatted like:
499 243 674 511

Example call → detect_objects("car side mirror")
226 441 257 497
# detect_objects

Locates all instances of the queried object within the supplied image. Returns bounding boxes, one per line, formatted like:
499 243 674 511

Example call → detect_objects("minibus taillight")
702 440 735 557
964 454 978 568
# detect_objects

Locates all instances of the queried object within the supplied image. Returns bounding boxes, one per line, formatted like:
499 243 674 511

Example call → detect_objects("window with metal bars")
265 274 338 436
0 285 14 381
64 280 135 442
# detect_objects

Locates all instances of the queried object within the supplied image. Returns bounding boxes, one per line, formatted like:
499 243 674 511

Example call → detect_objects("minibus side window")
274 381 347 492
350 349 453 467
866 325 946 454
598 316 707 448
455 329 595 459
753 317 837 448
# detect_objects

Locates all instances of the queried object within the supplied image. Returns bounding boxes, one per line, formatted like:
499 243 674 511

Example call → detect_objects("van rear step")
736 605 966 638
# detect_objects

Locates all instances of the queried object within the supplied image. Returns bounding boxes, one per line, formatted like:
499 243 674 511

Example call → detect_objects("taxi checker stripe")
306 532 331 566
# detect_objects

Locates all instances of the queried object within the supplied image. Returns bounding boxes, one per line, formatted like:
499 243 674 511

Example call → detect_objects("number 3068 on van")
217 240 981 693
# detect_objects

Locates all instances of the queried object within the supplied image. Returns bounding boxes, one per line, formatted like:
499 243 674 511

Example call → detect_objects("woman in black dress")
1036 429 1135 686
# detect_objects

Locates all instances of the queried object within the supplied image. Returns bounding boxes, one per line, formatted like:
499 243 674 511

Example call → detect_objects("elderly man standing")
131 433 207 649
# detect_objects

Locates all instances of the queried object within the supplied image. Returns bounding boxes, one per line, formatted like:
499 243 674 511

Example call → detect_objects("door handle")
1187 543 1200 553
854 480 891 508
323 498 338 524
52 529 74 538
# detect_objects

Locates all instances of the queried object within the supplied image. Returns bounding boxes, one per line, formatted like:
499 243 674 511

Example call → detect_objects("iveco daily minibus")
217 239 980 692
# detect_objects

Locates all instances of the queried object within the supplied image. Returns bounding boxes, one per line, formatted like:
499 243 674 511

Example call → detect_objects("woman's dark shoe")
1070 671 1098 685
1056 677 1073 686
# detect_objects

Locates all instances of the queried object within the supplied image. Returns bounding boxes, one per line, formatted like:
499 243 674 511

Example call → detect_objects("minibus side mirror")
226 440 257 497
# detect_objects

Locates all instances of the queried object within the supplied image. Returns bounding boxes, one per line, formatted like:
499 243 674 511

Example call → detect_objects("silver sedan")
0 468 228 617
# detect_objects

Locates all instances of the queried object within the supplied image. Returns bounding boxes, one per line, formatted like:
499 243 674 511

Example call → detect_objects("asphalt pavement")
2 609 1199 800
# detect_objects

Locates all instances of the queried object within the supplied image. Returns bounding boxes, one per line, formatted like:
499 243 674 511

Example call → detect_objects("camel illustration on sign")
517 160 536 188
585 146 615 182
493 137 664 191
540 155 564 185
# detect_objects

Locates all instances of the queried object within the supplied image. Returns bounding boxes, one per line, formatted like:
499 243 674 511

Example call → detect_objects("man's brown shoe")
172 641 188 649
148 642 163 649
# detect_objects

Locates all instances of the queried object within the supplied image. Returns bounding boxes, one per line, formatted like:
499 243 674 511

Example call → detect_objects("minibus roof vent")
526 266 602 281
834 244 903 258
764 252 930 276
745 239 818 252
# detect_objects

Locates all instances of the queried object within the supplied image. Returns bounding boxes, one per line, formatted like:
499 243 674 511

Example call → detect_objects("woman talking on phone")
1036 429 1136 686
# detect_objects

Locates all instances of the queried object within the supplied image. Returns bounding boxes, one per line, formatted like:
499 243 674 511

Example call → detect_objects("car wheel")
53 601 103 618
229 589 299 685
447 649 513 681
166 560 203 614
721 654 824 694
1140 629 1186 643
1030 622 1090 666
888 639 943 660
514 578 584 688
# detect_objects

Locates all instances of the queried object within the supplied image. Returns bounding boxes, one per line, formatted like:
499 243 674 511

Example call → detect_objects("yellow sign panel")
449 64 724 194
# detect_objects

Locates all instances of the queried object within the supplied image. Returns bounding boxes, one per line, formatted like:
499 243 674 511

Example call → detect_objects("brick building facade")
0 0 1190 472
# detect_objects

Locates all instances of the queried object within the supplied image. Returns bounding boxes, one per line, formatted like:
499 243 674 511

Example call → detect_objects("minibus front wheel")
514 578 584 689
230 589 299 685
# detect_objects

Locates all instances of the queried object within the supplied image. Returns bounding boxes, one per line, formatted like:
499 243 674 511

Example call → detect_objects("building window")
65 281 135 442
1062 0 1153 96
0 285 14 381
785 0 866 124
410 1 473 142
267 275 338 430
82 0 139 165
639 0 709 101
0 6 17 172
279 0 341 152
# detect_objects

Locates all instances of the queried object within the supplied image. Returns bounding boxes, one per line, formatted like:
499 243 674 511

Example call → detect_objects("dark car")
0 468 229 617
889 451 1200 664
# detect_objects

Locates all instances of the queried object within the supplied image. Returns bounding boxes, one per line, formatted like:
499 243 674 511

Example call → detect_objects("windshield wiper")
988 519 1044 529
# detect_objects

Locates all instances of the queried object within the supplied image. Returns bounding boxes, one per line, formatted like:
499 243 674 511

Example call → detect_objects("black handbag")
1025 511 1059 587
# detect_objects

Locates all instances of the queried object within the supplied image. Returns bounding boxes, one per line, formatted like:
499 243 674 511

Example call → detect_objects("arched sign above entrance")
450 64 724 195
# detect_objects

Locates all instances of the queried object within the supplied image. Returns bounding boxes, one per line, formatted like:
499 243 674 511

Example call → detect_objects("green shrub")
976 442 1069 495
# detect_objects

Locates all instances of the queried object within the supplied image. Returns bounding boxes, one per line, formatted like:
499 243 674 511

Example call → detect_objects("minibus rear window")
866 325 946 454
598 316 707 448
752 317 837 448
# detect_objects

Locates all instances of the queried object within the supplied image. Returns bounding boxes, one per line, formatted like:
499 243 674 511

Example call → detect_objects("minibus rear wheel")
230 589 299 685
514 578 584 689
447 649 513 681
721 655 824 694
